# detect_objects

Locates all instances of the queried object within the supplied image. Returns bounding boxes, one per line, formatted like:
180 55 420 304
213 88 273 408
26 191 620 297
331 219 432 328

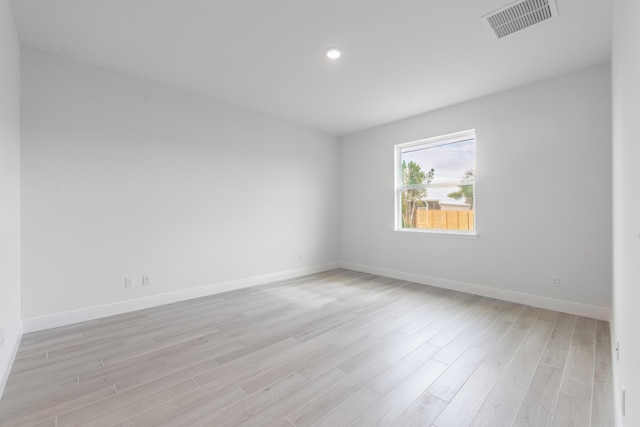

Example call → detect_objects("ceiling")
9 0 612 137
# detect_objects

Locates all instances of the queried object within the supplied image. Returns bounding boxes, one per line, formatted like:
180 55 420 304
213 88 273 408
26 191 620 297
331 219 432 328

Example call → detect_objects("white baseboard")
21 260 610 331
0 325 23 401
22 262 339 333
340 262 610 321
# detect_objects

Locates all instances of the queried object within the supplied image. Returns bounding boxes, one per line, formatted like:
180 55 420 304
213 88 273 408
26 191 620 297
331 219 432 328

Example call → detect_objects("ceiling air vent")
482 0 558 39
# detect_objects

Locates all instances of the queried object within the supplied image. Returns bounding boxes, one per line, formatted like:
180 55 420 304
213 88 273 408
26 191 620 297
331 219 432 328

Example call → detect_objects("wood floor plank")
72 380 199 427
427 346 488 402
253 335 337 372
239 342 338 395
428 297 497 348
361 359 448 425
189 373 308 426
551 392 591 427
286 359 390 427
470 395 519 427
336 330 407 374
421 292 481 332
71 360 224 426
4 369 81 396
236 368 347 427
559 317 597 401
1 386 117 427
483 306 542 370
499 303 527 323
538 309 560 323
10 351 102 379
490 319 555 405
32 418 56 427
57 378 198 426
0 377 116 422
432 300 506 365
591 320 615 427
473 318 513 352
81 355 168 386
116 365 262 426
297 333 379 380
141 386 247 427
312 386 384 427
376 326 440 365
511 363 563 427
541 313 577 369
395 391 448 426
432 363 502 427
369 342 441 395
114 353 216 392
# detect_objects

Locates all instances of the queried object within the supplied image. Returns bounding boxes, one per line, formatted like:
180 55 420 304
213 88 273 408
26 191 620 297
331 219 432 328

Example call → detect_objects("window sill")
393 228 479 239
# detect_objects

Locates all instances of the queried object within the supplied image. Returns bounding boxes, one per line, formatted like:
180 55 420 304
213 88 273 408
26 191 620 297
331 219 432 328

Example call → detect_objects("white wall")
21 48 340 324
340 64 612 315
612 0 640 424
0 0 22 396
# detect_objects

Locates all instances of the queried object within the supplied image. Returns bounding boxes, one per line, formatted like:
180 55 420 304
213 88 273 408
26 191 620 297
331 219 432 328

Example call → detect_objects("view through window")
395 130 476 233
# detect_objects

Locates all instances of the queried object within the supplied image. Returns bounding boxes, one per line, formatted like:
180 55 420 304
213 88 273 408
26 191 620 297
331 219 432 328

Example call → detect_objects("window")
395 130 476 234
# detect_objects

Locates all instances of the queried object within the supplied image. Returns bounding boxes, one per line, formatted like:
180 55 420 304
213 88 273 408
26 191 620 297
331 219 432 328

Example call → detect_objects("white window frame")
394 129 477 236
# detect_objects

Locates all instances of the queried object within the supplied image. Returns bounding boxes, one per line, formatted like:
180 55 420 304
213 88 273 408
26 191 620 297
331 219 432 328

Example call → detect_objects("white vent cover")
482 0 558 39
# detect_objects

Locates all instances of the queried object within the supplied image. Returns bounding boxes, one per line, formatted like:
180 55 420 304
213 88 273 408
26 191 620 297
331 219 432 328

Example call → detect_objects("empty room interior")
0 0 638 426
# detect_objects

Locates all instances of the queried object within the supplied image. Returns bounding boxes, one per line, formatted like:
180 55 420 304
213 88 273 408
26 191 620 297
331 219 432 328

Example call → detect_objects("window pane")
396 130 477 234
400 138 475 185
401 184 474 231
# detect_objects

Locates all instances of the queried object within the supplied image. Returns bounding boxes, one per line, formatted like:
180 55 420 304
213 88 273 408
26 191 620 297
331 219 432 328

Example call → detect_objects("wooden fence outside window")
415 209 474 231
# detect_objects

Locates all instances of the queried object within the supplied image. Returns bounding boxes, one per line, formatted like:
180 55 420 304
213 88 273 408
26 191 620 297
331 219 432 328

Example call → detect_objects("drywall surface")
612 0 640 424
340 64 612 309
21 48 340 321
0 0 22 397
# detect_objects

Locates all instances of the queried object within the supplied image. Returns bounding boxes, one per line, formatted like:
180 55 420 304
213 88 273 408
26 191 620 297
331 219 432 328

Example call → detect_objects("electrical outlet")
142 275 151 286
125 277 134 288
552 276 560 287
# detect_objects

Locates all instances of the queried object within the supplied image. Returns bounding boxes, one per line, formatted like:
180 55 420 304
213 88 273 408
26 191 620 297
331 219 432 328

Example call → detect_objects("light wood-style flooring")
0 269 614 426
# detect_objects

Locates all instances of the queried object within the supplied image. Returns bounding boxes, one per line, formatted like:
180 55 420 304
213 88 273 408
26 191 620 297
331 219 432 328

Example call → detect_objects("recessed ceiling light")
325 48 342 60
